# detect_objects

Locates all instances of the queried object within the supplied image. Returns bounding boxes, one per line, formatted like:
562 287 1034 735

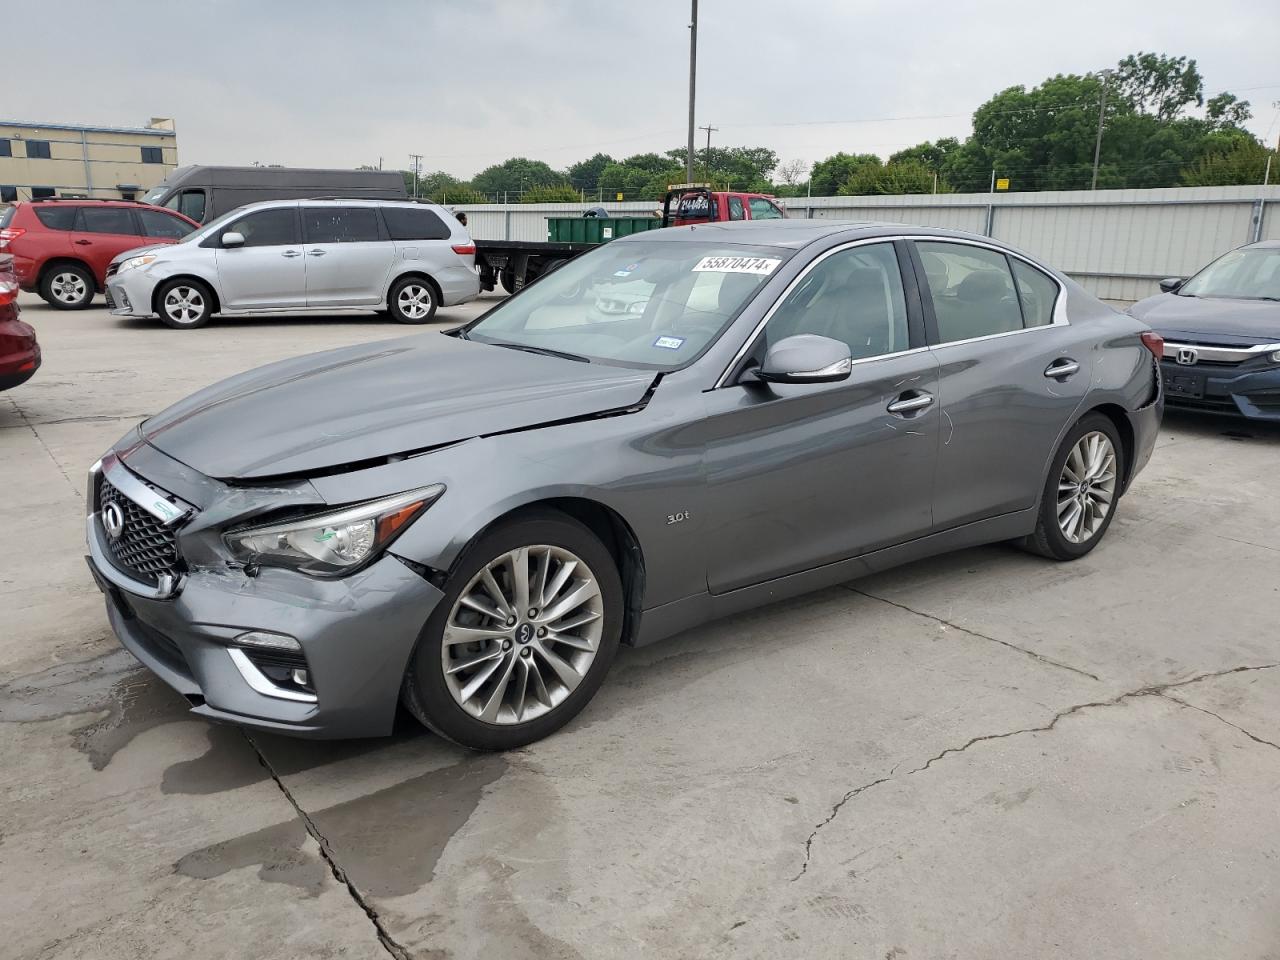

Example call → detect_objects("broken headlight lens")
225 485 444 576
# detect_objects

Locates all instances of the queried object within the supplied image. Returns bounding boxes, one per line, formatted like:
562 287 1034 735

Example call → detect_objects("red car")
0 255 40 391
0 199 198 309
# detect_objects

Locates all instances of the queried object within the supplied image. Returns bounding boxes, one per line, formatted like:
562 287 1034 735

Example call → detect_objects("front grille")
104 288 115 308
98 476 183 585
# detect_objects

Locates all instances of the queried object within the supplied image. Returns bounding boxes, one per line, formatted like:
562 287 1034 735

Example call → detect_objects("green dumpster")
546 216 663 244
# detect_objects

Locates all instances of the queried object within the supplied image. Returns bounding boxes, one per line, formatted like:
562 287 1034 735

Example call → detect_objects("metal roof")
0 119 174 137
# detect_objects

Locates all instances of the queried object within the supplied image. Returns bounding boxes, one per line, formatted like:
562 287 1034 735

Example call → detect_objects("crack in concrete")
3 395 79 496
1163 694 1280 753
847 586 1102 682
792 662 1279 881
242 731 412 960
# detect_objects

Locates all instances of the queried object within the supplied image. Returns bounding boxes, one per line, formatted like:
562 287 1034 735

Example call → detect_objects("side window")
764 243 909 360
78 207 136 235
33 206 78 230
0 140 11 157
1011 259 1059 328
138 208 195 240
916 242 1023 344
0 186 16 203
141 146 164 164
381 206 451 240
25 140 52 160
303 207 381 243
728 196 745 221
228 208 298 247
179 190 207 223
749 197 783 220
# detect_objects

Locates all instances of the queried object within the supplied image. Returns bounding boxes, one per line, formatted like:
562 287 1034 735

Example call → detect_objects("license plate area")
1165 371 1205 399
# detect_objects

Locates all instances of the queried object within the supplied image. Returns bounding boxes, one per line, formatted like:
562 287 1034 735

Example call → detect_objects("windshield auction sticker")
692 256 781 275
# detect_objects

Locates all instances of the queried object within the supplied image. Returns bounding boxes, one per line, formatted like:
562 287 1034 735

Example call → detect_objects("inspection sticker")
692 255 781 275
653 335 686 350
614 262 640 277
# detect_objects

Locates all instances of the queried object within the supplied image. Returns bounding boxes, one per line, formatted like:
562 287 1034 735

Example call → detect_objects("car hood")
141 333 657 479
1129 293 1280 342
109 243 170 265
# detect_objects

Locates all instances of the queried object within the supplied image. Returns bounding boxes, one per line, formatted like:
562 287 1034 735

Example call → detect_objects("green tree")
1112 52 1203 121
565 153 615 193
809 153 882 196
1205 92 1252 129
471 157 563 197
431 185 487 204
1181 141 1274 186
520 184 583 203
889 137 961 171
839 159 946 195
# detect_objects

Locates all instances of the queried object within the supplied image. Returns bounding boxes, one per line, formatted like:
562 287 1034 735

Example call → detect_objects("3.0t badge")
102 501 125 540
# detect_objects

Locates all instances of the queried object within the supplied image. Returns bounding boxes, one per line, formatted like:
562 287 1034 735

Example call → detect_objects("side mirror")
752 334 852 385
1158 277 1184 294
221 231 245 248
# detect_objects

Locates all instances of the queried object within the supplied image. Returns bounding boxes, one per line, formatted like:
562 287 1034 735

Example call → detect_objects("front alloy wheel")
157 279 213 329
402 511 622 749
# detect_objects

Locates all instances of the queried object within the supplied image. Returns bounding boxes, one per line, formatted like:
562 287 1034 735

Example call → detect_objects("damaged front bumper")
85 442 444 739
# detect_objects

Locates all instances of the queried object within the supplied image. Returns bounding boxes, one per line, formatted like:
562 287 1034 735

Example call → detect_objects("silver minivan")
105 199 479 328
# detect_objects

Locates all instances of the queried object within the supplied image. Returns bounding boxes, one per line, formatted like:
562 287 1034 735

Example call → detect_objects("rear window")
303 207 381 243
0 206 15 229
381 206 451 241
34 207 78 230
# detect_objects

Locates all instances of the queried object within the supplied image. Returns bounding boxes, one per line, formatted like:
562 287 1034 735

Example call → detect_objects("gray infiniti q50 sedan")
85 221 1164 749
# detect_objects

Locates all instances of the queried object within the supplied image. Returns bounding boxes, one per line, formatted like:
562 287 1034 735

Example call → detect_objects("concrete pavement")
2 292 1278 959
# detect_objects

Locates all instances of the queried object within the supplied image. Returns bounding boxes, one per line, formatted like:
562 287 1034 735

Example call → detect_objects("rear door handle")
281 250 301 258
74 239 92 246
1044 358 1080 380
886 391 934 415
307 249 326 257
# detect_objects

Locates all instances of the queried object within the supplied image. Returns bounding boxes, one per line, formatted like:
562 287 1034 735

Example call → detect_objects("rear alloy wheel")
1024 413 1125 560
388 276 437 324
40 265 94 309
156 279 213 329
402 512 622 749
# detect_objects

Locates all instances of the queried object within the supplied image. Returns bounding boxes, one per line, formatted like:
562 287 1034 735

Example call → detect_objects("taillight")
0 279 17 306
451 243 476 256
0 227 26 250
1140 330 1164 360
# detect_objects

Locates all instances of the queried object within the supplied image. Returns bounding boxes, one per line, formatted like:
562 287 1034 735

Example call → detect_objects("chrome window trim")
228 648 318 704
1160 340 1280 363
714 234 1067 388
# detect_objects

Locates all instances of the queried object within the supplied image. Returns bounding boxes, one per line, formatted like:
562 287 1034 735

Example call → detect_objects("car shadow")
1162 407 1280 444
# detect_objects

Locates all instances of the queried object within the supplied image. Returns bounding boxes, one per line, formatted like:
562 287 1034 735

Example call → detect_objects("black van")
140 165 407 223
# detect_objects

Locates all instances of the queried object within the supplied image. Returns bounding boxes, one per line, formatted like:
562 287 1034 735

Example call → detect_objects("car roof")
613 219 999 250
21 198 145 208
1243 239 1280 250
219 198 446 211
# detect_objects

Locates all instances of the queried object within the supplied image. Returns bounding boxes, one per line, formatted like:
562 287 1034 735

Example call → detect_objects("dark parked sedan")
85 221 1163 749
1129 240 1280 420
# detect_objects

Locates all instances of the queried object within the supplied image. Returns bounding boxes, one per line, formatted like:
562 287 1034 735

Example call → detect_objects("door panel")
700 353 940 594
302 206 394 306
213 207 305 309
911 240 1092 528
70 207 147 284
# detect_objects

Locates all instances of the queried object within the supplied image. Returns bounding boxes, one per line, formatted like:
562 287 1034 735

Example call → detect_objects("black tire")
401 510 624 750
1023 412 1126 561
387 275 438 324
499 268 523 295
155 278 214 329
39 263 95 310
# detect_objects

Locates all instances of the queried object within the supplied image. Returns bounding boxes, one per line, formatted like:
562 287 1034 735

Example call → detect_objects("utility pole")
408 153 423 199
1090 69 1113 191
698 123 717 181
686 0 698 181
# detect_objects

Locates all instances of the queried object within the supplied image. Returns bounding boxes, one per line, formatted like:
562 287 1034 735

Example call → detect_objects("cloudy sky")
6 0 1279 178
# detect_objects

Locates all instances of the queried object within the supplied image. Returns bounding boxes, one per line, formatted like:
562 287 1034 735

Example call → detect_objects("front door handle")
1044 358 1080 380
74 239 92 246
886 391 934 415
281 250 301 258
307 249 327 257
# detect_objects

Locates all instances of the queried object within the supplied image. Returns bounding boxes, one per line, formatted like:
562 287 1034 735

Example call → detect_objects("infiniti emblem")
102 501 125 540
515 622 534 645
1176 347 1198 366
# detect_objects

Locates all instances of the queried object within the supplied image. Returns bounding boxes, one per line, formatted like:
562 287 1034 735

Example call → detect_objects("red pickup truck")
663 184 787 225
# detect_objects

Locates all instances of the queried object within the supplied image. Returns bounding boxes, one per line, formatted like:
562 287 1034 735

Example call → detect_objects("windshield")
1179 247 1280 300
465 240 787 369
140 184 169 204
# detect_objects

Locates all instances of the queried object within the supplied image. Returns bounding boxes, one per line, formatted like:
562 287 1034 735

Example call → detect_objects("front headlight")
117 254 158 273
1271 350 1280 364
225 485 444 576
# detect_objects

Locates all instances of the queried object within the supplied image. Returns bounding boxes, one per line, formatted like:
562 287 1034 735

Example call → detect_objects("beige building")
0 118 177 203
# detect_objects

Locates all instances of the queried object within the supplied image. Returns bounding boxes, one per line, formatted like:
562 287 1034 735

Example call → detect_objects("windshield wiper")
488 341 591 363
